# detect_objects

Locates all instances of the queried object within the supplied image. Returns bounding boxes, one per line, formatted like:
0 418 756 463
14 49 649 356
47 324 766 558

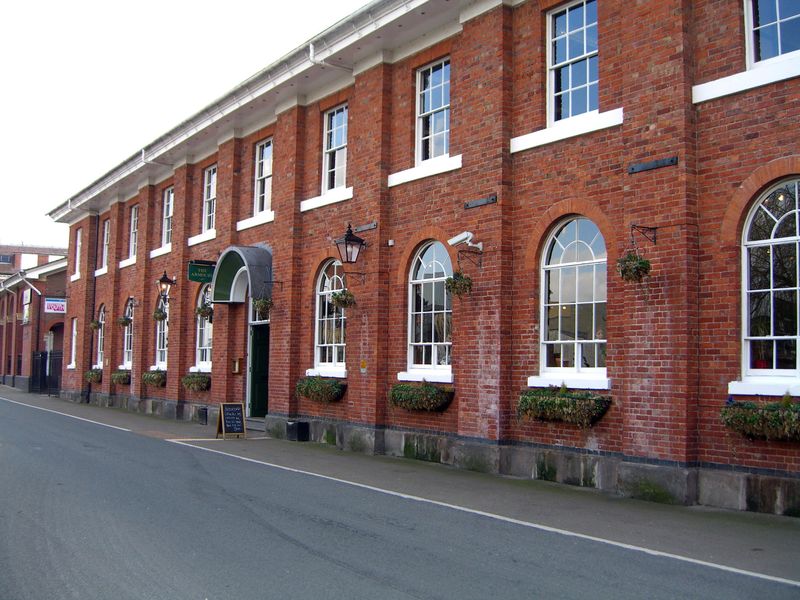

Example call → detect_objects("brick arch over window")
304 249 342 294
394 226 456 286
720 156 800 247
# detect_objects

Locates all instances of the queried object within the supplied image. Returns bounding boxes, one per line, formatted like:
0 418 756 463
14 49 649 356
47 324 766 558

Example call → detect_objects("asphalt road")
0 395 798 600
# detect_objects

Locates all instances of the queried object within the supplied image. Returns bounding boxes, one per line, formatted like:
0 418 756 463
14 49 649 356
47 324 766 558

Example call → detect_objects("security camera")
448 231 474 246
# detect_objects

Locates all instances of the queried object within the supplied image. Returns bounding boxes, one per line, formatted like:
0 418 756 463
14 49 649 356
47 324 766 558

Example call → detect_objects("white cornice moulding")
460 0 505 24
173 155 193 169
217 129 241 146
510 108 624 153
353 51 393 76
391 22 463 64
387 154 463 187
236 210 275 231
275 95 306 115
187 229 216 247
300 187 354 212
692 54 800 103
137 177 155 190
241 115 277 139
305 75 357 106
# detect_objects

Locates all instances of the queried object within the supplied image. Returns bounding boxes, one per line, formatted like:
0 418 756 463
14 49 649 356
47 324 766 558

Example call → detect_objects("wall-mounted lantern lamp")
156 271 177 304
335 224 367 265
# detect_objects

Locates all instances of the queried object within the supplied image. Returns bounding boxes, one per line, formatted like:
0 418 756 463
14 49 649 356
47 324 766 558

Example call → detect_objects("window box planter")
84 369 102 384
389 381 454 412
295 376 347 403
152 308 168 322
88 319 102 331
181 373 211 392
517 386 611 428
110 370 131 385
195 303 213 320
721 399 800 442
330 290 356 309
252 297 273 320
142 370 167 387
116 316 132 327
616 251 651 283
445 270 473 297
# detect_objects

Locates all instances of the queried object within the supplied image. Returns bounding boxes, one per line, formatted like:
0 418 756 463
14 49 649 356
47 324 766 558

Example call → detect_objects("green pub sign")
188 260 216 283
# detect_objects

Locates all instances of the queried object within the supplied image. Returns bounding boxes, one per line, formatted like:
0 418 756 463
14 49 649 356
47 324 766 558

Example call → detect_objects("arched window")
541 217 607 377
95 305 105 368
315 259 346 372
743 179 800 376
155 297 168 369
122 299 134 369
405 241 453 380
195 285 213 371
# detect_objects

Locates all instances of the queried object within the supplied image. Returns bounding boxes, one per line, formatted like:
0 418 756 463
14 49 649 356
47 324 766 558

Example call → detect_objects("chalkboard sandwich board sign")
216 403 246 439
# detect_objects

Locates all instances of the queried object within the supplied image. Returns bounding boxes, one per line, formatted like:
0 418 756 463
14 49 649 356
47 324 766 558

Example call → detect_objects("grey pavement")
2 385 799 587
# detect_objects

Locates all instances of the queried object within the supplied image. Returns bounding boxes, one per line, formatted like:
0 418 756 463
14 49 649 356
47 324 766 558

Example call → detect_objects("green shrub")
721 400 800 441
142 370 167 387
517 386 611 428
389 382 454 411
110 370 131 385
84 369 102 384
181 373 211 392
295 376 347 403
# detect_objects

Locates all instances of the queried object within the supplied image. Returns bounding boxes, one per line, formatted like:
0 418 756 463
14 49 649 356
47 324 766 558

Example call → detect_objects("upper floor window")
408 241 453 371
68 318 78 368
95 305 106 367
129 206 139 258
155 297 168 369
162 187 174 246
196 284 213 370
73 228 82 276
748 0 800 64
315 260 347 369
322 105 348 192
254 140 273 214
417 59 450 163
100 220 110 268
743 179 800 376
203 165 217 232
541 217 607 375
122 299 135 369
549 0 598 123
0 254 12 264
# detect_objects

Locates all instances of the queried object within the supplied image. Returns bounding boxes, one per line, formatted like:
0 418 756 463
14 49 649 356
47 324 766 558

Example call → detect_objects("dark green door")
249 325 269 417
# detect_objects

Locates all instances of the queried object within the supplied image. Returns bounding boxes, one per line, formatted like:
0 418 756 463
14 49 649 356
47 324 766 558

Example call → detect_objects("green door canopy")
211 245 273 303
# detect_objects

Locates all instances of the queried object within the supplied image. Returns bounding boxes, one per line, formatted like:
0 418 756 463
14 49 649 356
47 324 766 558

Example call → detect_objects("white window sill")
94 266 108 277
189 365 212 373
92 363 103 370
693 53 800 104
300 187 353 212
69 273 81 282
150 364 167 371
118 364 132 371
397 369 453 384
306 367 347 379
119 256 136 269
236 210 275 231
387 154 463 188
150 243 172 259
188 229 216 247
527 374 611 391
66 363 76 370
728 378 800 397
511 109 624 154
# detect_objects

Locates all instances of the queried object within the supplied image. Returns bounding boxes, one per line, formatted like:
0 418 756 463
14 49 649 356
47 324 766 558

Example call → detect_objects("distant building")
49 0 800 514
0 245 66 280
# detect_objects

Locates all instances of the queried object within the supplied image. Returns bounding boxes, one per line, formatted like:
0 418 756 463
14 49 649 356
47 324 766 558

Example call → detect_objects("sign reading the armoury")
188 260 216 283
44 298 66 314
216 403 246 439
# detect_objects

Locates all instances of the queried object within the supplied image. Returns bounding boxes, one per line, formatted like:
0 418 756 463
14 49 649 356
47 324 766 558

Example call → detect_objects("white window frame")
194 284 213 372
202 165 217 233
121 300 134 369
73 228 81 278
95 306 105 368
416 58 451 165
162 187 174 247
101 220 110 268
547 0 599 126
745 0 800 69
311 260 347 376
129 206 139 258
67 318 78 369
254 139 273 215
322 105 348 193
154 298 169 370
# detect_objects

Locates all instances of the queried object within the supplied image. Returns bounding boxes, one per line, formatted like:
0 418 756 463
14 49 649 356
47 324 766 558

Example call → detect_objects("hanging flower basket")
721 397 800 441
389 382 454 411
616 251 651 283
181 373 211 392
445 271 473 297
330 289 356 309
116 316 133 327
517 385 611 428
110 370 131 385
84 369 102 384
142 370 167 387
152 308 168 322
253 297 273 320
296 376 347 403
88 319 102 331
195 303 213 319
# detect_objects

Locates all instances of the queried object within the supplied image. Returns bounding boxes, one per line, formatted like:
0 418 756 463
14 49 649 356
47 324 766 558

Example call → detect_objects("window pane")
548 306 559 341
595 264 607 302
581 343 596 368
748 208 774 241
595 303 607 339
560 305 576 340
577 265 594 302
554 10 567 36
577 303 593 340
561 343 575 368
775 214 796 238
755 0 778 25
586 23 598 53
554 38 567 64
773 290 797 335
750 340 773 369
597 342 607 367
773 243 797 288
422 314 432 342
780 0 800 18
781 19 800 53
749 291 771 336
755 24 779 60
561 267 577 303
546 269 560 304
572 86 588 116
777 339 796 369
748 246 771 290
572 60 587 87
546 344 559 368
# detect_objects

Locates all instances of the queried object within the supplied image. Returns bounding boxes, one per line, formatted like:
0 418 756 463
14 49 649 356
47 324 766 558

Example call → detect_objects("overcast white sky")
0 0 370 248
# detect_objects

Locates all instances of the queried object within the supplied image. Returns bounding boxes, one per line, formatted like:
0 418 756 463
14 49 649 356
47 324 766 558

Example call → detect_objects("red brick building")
49 0 800 514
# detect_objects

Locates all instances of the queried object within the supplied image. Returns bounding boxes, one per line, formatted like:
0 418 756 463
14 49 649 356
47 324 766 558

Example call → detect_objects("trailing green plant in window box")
152 308 168 322
517 385 611 428
721 398 800 441
445 270 473 297
88 319 102 331
295 376 347 403
616 251 651 283
142 370 167 387
181 373 211 392
116 316 133 327
84 369 102 384
110 370 131 385
389 381 454 411
252 297 273 320
330 289 356 309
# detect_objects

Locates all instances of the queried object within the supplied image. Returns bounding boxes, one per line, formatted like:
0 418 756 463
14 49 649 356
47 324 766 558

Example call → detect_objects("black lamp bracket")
457 247 483 269
631 224 658 246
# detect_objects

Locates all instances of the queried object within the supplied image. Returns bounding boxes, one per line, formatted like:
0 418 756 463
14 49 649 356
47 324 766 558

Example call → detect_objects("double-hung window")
195 284 213 371
748 0 800 64
315 260 347 371
548 0 598 123
417 59 450 163
100 220 110 269
162 187 174 246
322 105 347 192
155 298 168 369
68 318 78 368
95 306 105 368
122 300 134 369
73 228 82 278
129 206 139 258
202 166 217 232
254 140 273 214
